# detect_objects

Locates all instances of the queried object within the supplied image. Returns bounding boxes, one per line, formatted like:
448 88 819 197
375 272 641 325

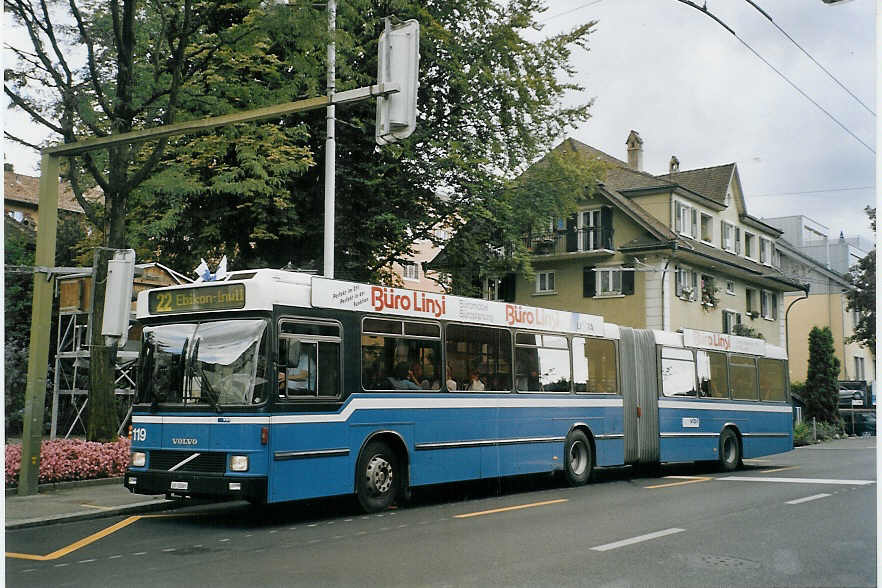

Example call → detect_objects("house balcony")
524 227 615 258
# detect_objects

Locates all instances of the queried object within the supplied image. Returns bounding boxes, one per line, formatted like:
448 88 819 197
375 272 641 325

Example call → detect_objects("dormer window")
675 201 698 239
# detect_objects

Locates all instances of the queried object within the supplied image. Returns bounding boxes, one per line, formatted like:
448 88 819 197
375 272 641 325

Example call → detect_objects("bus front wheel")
356 440 399 513
564 430 593 486
718 428 741 472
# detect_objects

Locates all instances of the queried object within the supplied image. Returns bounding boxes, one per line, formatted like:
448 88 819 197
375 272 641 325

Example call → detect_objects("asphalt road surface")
6 436 876 587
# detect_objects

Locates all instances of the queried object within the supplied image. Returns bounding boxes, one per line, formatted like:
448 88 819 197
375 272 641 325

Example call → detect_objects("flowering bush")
6 437 131 488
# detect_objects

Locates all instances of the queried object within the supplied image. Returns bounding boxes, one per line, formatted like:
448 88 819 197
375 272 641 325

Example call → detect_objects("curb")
6 476 124 497
6 497 179 530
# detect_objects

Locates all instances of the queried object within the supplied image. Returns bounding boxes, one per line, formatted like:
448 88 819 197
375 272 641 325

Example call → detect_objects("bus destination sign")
148 283 246 314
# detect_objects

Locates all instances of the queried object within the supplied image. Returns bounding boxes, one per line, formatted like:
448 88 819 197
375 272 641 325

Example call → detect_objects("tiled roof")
4 170 101 214
558 138 675 192
662 164 735 206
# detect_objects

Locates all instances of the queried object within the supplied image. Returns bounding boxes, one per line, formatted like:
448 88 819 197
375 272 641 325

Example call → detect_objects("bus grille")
149 450 227 473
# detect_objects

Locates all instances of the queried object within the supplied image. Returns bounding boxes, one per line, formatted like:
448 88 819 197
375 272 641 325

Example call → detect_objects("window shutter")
761 290 768 317
735 228 742 254
690 207 698 238
566 214 578 252
771 293 778 320
601 206 614 249
746 288 753 313
674 202 682 233
622 270 635 295
583 267 596 297
691 271 698 300
500 273 516 303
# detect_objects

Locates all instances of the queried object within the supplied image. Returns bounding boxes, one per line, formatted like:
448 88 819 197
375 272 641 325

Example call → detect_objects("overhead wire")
743 0 874 116
673 0 874 154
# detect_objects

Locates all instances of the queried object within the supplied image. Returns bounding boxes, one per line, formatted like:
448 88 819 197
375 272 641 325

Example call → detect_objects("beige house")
494 133 801 346
4 164 100 227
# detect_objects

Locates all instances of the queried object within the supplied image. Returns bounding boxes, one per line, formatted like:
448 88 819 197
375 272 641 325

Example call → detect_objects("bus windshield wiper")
190 339 222 413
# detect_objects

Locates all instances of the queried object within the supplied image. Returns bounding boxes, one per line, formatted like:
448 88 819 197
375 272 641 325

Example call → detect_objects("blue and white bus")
125 269 792 512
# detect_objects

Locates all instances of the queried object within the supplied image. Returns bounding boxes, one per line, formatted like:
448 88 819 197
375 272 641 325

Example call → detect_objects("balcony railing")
524 227 614 256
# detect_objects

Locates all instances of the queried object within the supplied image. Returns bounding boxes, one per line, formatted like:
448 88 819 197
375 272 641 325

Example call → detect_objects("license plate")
170 481 188 491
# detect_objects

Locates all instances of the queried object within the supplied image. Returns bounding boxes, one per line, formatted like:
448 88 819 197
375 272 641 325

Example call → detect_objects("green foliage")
4 215 89 435
804 326 841 424
793 420 845 446
845 207 875 356
731 324 764 340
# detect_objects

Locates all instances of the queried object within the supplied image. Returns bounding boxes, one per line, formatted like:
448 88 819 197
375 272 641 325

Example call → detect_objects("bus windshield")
138 318 269 407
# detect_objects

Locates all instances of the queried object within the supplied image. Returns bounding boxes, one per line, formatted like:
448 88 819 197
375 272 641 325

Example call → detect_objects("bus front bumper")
124 469 267 503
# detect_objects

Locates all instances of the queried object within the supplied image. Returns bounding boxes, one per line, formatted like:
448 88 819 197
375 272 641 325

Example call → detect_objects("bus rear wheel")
356 440 400 513
564 430 592 486
718 428 741 472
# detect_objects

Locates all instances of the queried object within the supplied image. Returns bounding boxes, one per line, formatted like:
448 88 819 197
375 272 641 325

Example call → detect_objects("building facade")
493 134 800 346
765 216 875 388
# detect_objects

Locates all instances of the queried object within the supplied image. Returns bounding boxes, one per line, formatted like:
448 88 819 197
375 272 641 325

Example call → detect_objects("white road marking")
590 528 686 552
162 548 176 552
108 554 122 559
218 538 230 542
786 493 832 505
53 563 70 568
719 476 875 485
77 559 97 564
133 552 147 556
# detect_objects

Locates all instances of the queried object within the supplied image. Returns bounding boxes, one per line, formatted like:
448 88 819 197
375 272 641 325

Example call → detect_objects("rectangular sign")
681 417 700 428
311 278 606 336
148 283 246 314
682 328 766 356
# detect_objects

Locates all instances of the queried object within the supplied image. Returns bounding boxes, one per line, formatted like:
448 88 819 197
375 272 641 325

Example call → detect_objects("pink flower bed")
6 437 131 488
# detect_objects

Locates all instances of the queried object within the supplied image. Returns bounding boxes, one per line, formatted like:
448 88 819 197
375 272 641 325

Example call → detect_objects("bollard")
812 417 817 442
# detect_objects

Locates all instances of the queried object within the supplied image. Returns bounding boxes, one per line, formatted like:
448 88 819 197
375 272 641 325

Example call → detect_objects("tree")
5 214 89 434
4 0 311 440
125 1 598 282
845 207 875 356
803 326 841 424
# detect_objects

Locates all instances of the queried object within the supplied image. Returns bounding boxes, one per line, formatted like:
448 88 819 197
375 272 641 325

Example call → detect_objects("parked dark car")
842 411 876 436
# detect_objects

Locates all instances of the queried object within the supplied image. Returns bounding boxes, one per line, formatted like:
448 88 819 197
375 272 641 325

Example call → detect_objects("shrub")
792 419 845 446
793 422 812 446
6 437 131 488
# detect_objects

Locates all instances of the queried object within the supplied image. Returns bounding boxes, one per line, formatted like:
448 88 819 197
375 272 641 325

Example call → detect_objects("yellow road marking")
645 476 712 489
454 498 568 519
6 511 195 561
761 466 799 474
7 516 143 561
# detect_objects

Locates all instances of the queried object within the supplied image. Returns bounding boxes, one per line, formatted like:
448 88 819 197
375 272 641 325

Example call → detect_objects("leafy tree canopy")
845 207 875 356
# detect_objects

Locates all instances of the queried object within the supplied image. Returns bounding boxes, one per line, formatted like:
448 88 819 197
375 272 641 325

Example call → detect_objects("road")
6 437 876 587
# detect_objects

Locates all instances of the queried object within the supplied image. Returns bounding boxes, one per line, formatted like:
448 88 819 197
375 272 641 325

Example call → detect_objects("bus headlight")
131 452 146 467
230 455 249 472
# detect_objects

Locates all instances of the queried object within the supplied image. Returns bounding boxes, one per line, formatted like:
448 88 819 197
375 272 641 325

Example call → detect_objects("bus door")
269 318 349 503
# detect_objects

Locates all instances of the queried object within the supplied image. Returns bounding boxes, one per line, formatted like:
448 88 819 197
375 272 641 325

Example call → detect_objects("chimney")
4 162 13 173
626 130 643 171
669 155 679 174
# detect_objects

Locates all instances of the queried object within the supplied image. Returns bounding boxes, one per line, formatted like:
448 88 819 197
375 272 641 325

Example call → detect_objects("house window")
675 266 698 301
580 209 602 251
701 274 717 307
721 221 735 252
759 238 772 265
536 271 555 293
402 262 420 281
746 288 756 316
722 310 742 334
854 356 866 380
486 277 502 301
596 268 623 296
760 290 778 320
675 201 698 239
700 213 713 243
744 232 756 259
726 281 736 295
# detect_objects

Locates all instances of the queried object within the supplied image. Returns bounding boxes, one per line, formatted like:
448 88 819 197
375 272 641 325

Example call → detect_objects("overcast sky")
531 0 876 244
3 0 877 243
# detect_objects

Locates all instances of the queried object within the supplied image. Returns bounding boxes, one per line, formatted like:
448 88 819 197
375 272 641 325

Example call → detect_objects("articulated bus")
125 269 792 512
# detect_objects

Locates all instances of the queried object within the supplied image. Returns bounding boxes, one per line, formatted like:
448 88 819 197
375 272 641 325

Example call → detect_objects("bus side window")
697 350 728 399
574 337 618 394
278 320 342 398
445 324 512 392
730 355 758 400
660 347 696 397
758 358 787 402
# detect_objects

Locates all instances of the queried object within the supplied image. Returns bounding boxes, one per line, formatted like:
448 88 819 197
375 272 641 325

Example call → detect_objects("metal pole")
323 0 336 278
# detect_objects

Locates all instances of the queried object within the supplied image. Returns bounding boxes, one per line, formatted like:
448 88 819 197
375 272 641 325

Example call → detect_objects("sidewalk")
6 478 176 530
